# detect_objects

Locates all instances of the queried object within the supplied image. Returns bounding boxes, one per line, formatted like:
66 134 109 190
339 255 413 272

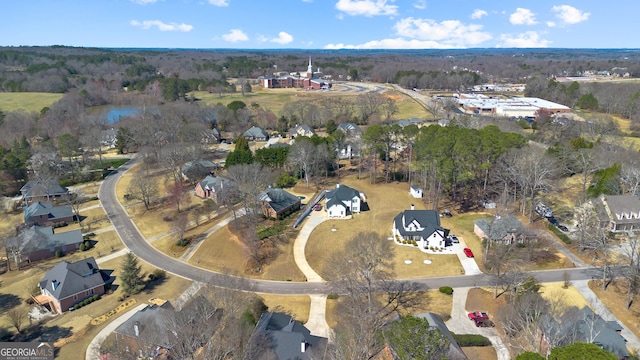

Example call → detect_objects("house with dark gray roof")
395 118 423 128
474 216 527 244
4 226 84 263
252 312 328 360
418 312 468 360
38 257 109 314
181 159 217 181
243 126 269 141
194 175 234 204
392 206 449 249
324 183 366 218
260 188 301 219
578 194 640 233
539 306 629 359
20 179 69 203
201 128 221 144
24 201 74 227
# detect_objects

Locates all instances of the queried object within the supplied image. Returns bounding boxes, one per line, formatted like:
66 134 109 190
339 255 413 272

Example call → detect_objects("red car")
463 248 474 258
468 311 489 321
312 204 323 211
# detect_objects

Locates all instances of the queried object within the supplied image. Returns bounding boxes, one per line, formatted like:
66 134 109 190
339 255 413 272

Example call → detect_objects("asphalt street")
99 158 606 295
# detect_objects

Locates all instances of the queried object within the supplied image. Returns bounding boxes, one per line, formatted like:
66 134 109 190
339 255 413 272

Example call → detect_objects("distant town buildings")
456 93 571 119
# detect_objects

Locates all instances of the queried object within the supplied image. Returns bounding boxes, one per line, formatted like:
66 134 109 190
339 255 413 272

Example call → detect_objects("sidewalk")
85 303 148 360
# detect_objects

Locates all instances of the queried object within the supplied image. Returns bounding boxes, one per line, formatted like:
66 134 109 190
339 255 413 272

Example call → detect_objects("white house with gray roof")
324 184 366 218
392 207 449 249
578 194 640 233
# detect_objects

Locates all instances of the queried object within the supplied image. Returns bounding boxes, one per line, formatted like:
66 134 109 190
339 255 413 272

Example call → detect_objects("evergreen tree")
383 315 449 360
120 252 146 295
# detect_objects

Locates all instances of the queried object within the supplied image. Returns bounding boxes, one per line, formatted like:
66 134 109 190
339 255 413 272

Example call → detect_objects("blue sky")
1 0 633 49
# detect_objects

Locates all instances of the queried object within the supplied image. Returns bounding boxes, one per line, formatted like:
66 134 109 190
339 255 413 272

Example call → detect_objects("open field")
0 92 63 113
306 176 464 279
259 295 310 324
194 84 428 120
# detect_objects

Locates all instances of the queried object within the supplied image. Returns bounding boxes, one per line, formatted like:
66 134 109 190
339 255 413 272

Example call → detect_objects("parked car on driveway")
463 248 474 258
312 204 322 211
449 234 459 243
468 311 488 321
558 225 569 232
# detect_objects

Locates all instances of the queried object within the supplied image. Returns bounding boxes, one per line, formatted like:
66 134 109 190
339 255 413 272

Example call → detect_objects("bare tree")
287 138 316 188
127 163 158 210
356 93 385 124
622 233 640 309
7 307 28 333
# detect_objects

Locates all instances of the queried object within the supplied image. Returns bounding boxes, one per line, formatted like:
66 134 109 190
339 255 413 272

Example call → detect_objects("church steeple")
307 57 313 78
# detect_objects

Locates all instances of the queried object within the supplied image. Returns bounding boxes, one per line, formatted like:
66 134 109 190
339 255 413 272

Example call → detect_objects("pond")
89 105 159 124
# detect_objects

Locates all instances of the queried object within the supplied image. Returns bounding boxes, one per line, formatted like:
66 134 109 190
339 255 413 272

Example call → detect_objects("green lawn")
0 92 63 112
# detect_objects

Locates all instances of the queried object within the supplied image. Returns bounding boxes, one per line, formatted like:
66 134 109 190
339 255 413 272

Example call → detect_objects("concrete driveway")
453 237 483 275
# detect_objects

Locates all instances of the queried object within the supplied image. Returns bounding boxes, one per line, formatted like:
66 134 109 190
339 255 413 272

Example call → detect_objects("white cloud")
394 17 492 47
270 32 294 45
208 0 229 6
413 0 426 10
510 8 537 25
325 38 452 49
552 5 590 25
221 29 248 42
130 20 193 32
471 9 487 19
130 0 157 4
335 0 398 17
546 21 556 27
498 31 550 48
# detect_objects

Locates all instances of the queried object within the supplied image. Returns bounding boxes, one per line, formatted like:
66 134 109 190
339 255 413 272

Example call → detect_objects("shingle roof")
243 126 269 139
24 202 73 223
113 303 175 347
198 175 233 192
254 312 328 360
336 122 362 134
419 313 468 360
325 184 361 203
4 226 83 254
39 257 106 301
260 188 300 214
474 216 524 240
599 194 640 224
20 180 69 199
394 210 446 239
182 159 216 175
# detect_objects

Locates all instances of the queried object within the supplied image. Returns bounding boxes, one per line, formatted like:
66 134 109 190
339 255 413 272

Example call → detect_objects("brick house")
260 188 301 219
38 257 109 314
4 226 84 263
24 201 74 227
194 175 234 204
474 216 527 244
20 180 69 203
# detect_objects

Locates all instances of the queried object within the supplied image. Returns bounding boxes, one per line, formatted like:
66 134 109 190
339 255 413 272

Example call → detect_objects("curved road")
99 158 604 295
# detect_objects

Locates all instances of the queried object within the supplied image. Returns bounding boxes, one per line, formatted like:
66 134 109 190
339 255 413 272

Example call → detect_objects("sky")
1 0 635 49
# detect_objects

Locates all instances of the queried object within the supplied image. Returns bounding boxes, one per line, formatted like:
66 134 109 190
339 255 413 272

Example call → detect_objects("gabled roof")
39 257 107 300
598 194 640 223
394 210 447 239
260 188 300 213
396 118 423 128
336 122 362 135
182 159 216 174
325 184 361 203
198 175 233 192
474 216 524 240
4 226 83 254
290 124 314 135
114 303 175 348
254 312 328 360
243 126 269 139
20 180 69 198
24 202 73 222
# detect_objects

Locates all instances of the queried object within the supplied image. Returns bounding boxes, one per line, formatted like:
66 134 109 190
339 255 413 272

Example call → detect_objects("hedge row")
548 224 571 244
452 334 492 347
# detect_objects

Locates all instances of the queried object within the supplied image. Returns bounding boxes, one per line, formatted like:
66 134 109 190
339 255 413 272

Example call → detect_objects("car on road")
312 204 322 211
463 248 474 258
468 311 488 321
449 234 459 243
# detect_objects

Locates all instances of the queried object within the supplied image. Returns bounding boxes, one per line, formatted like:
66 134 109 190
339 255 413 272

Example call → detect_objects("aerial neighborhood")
1 44 640 360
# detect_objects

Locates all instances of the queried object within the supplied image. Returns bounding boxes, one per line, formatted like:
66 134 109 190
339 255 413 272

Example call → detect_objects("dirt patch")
260 295 311 324
463 346 497 360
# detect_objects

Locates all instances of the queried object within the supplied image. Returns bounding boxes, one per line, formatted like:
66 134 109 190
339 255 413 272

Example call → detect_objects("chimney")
301 340 306 353
410 204 414 210
134 321 140 337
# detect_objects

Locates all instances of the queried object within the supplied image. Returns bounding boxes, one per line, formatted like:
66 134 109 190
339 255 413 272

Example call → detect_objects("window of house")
73 294 78 301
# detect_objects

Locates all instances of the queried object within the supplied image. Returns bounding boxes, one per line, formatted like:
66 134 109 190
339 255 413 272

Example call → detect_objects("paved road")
99 158 607 296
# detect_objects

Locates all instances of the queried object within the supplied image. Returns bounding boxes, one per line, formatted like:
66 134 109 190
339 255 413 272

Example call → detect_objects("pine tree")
120 253 145 295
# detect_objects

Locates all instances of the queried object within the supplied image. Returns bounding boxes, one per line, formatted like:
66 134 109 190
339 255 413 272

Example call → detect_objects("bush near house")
452 334 492 347
439 286 454 295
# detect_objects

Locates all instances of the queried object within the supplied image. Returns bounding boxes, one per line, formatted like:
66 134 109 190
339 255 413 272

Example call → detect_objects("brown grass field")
325 290 453 329
259 295 311 324
306 175 465 279
0 92 64 112
589 280 640 340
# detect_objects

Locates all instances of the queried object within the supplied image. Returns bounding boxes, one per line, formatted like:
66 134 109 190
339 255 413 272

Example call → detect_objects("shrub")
327 294 339 300
79 243 86 251
175 239 189 247
55 250 64 258
439 286 454 295
92 294 100 301
74 304 80 310
452 334 492 347
150 269 166 281
548 224 571 244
